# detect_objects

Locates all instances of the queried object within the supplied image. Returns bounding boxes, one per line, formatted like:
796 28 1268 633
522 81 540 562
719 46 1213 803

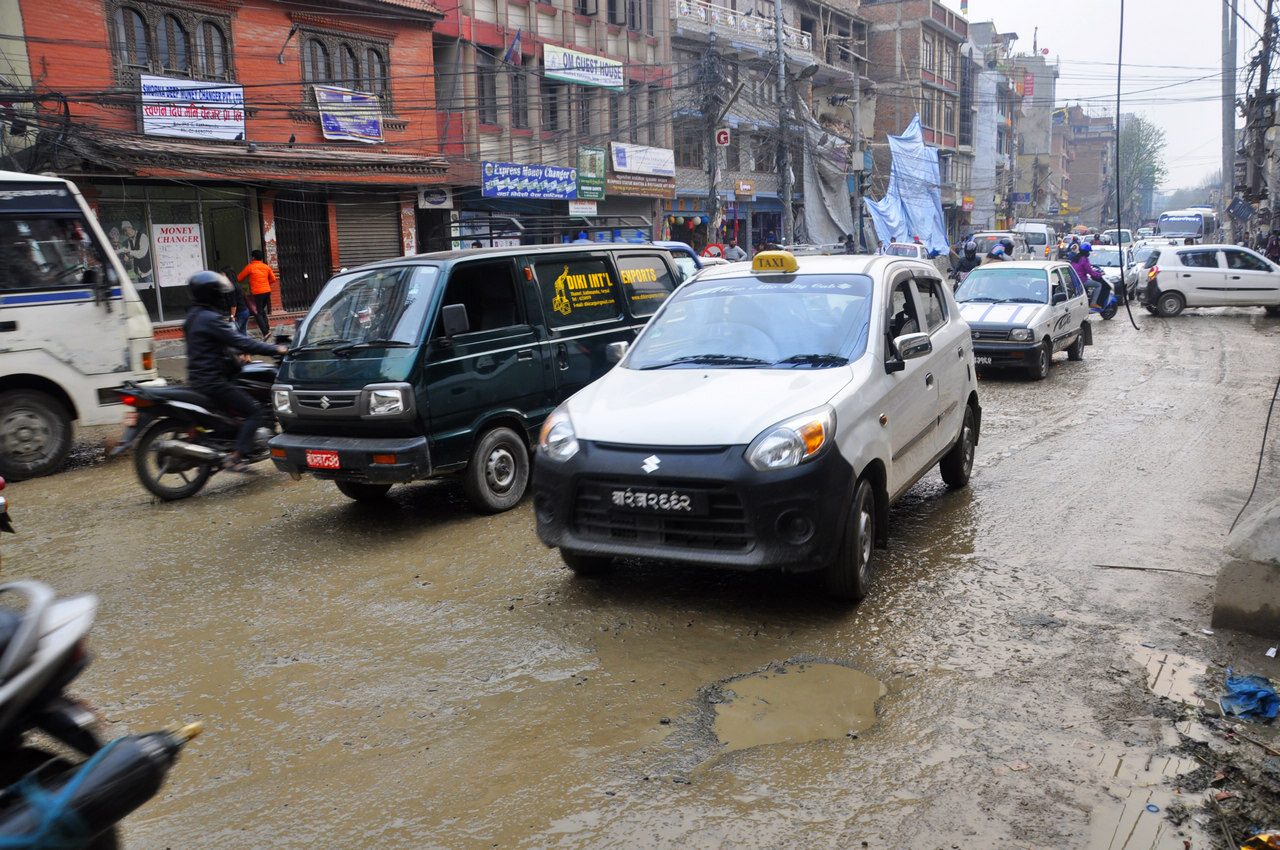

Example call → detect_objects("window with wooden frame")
299 29 393 111
511 70 530 129
476 50 499 126
105 0 234 87
675 120 702 169
540 73 563 132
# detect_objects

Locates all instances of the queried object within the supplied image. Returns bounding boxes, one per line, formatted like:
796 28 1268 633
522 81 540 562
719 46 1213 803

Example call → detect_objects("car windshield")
297 265 439 349
1090 248 1123 267
626 274 874 369
955 267 1050 303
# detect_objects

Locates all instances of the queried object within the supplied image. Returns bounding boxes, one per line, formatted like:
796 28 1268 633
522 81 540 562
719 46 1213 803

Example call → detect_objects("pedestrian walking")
237 249 277 338
723 239 747 261
222 265 253 335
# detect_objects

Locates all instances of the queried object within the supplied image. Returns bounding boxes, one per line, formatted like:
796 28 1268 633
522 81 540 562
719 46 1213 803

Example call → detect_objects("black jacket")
184 304 279 389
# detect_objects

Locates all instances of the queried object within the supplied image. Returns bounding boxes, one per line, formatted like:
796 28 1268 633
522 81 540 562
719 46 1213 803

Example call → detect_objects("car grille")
572 477 753 552
971 330 1012 341
295 390 360 413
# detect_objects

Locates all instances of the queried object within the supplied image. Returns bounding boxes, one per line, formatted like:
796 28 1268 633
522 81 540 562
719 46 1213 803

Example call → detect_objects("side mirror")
1052 291 1067 305
441 303 470 338
887 332 931 372
606 341 629 363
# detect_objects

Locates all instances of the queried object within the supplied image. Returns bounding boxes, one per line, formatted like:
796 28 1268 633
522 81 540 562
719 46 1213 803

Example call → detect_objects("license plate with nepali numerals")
306 450 340 469
974 356 992 365
608 486 708 515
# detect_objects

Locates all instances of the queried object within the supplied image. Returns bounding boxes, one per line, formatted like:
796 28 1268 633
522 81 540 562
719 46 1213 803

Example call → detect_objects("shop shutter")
335 195 402 270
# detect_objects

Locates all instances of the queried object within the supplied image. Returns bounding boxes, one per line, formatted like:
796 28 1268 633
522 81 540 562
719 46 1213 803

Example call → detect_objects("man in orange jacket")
237 249 277 338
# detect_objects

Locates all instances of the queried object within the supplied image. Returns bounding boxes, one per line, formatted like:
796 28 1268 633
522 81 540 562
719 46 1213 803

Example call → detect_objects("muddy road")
9 307 1280 849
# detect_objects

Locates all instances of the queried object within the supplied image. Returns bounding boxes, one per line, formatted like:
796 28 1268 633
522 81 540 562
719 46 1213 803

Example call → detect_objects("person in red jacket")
237 249 277 338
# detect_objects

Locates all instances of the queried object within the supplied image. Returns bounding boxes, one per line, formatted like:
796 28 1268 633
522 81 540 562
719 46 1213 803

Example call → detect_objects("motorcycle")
1085 274 1119 320
115 355 280 501
0 489 200 848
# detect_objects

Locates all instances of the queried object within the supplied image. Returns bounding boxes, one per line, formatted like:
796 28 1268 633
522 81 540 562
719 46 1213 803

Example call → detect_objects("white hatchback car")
1139 243 1280 317
532 250 982 602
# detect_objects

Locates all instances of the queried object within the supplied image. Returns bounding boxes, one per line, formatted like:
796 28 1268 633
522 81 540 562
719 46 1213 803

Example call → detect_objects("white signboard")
610 142 675 177
568 200 598 215
543 45 624 91
140 74 245 141
150 223 204 288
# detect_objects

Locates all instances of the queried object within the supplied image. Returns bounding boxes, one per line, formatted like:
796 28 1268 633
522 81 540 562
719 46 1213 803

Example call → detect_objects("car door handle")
925 372 934 388
517 348 534 361
556 342 569 370
0 321 15 332
1231 275 1241 280
956 346 964 359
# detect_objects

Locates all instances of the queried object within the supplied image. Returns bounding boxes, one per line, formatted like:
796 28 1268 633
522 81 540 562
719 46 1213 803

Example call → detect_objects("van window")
1022 232 1048 247
0 216 115 290
437 260 524 334
535 258 621 328
300 265 438 346
616 254 676 317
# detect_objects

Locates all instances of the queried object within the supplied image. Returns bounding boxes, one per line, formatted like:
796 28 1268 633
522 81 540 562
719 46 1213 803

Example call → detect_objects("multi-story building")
668 0 868 249
966 22 1021 232
1009 49 1061 230
862 0 967 239
1056 105 1114 228
2 0 447 328
430 0 673 249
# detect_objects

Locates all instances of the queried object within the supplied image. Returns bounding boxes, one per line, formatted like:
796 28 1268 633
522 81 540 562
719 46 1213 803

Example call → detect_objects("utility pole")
704 33 723 246
775 0 792 245
1223 0 1238 241
1249 0 1275 205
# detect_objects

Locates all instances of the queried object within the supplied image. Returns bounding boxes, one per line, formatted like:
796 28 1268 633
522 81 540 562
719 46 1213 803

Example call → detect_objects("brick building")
3 0 446 328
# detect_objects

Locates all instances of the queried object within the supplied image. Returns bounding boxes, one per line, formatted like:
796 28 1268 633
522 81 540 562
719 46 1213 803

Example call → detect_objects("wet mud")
5 307 1280 848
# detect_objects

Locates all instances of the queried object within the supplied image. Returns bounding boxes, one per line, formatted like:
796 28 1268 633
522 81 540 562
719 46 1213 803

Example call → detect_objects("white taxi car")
1138 243 1280 317
532 251 982 602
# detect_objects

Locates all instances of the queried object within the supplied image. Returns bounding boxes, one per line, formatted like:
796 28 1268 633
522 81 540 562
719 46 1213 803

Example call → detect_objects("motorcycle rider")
1070 242 1111 309
184 271 287 473
952 240 982 282
980 243 1007 265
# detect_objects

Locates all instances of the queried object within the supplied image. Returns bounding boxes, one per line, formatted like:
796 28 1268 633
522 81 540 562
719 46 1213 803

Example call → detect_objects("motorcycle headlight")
745 406 834 471
368 387 406 416
272 386 292 415
539 406 579 463
1009 328 1033 342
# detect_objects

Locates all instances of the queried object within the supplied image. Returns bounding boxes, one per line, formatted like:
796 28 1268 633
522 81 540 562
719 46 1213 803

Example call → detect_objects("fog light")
776 510 815 544
372 454 396 464
270 447 286 458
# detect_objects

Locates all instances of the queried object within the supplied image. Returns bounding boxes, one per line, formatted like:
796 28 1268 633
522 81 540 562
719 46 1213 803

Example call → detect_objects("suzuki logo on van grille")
641 455 661 474
320 396 331 409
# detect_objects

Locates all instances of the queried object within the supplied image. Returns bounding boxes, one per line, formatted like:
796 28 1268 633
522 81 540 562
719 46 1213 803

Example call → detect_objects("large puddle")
1134 644 1213 709
711 662 886 752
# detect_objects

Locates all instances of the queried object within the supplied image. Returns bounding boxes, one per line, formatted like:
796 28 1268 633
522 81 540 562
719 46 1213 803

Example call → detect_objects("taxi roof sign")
751 250 799 274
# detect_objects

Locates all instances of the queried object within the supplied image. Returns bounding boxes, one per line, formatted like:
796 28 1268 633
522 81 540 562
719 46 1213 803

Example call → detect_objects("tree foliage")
1104 115 1168 228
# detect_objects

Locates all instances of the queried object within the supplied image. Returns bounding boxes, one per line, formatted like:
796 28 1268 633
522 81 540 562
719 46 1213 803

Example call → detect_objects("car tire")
1027 341 1051 381
561 548 612 575
0 390 72 481
939 404 976 489
335 481 392 501
1067 329 1085 362
1265 305 1280 317
1156 291 1185 318
462 426 529 513
823 477 876 602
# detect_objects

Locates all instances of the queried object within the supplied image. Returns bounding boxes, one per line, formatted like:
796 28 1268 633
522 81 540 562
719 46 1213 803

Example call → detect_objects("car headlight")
539 406 579 462
272 387 292 415
368 387 406 416
745 406 835 471
1009 328 1033 342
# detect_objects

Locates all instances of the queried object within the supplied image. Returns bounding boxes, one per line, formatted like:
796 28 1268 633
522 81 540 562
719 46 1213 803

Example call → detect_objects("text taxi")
532 250 982 602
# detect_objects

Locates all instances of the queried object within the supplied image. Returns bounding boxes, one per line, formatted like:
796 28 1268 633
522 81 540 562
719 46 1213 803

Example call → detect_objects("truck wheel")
335 481 392 501
133 418 212 501
1156 291 1185 317
561 549 612 575
1027 341 1051 381
0 390 71 480
939 405 976 489
462 426 529 513
823 477 876 602
1067 329 1085 361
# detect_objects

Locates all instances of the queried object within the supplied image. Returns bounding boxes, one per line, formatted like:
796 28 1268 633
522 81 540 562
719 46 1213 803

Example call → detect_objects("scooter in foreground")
114 354 280 501
1086 275 1119 320
0 485 200 848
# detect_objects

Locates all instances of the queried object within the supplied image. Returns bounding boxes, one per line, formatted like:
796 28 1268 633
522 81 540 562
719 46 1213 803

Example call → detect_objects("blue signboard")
482 161 578 200
1012 192 1032 204
314 86 383 143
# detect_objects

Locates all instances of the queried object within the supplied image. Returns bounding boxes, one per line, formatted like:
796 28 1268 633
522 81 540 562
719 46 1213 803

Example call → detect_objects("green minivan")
268 244 681 512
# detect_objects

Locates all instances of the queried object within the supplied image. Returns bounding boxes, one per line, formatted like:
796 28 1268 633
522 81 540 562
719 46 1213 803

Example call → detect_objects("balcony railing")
674 0 813 53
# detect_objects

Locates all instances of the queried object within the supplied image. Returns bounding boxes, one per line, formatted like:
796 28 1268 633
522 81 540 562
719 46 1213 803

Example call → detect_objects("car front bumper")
268 432 431 483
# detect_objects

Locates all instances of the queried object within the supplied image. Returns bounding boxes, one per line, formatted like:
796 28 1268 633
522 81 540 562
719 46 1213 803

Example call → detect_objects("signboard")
961 196 975 211
1023 72 1035 97
482 161 578 199
735 179 755 197
543 45 624 91
610 142 675 177
1012 192 1032 204
568 200 598 215
140 74 244 141
417 185 453 210
150 223 203 288
715 128 730 147
576 146 607 201
605 173 676 199
314 86 384 143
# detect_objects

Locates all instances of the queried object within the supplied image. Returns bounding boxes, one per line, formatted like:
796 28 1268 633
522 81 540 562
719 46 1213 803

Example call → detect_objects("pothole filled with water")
710 661 885 753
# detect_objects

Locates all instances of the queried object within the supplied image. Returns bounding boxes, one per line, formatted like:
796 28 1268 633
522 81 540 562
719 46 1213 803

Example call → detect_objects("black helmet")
188 270 233 308
963 240 977 257
999 237 1015 255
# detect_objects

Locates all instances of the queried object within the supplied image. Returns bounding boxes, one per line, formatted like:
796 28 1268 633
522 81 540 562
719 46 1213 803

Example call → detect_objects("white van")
1013 222 1056 259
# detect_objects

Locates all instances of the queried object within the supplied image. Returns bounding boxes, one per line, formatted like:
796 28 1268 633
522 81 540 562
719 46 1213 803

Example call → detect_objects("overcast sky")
964 0 1267 192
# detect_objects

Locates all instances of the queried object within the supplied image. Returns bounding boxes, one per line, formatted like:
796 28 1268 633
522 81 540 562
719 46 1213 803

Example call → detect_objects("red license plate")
306 450 340 469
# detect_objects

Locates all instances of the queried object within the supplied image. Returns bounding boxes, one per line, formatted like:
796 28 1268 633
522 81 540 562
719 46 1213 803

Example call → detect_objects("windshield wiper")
959 296 998 303
291 337 348 352
774 353 847 367
640 353 772 369
331 339 413 356
996 298 1045 304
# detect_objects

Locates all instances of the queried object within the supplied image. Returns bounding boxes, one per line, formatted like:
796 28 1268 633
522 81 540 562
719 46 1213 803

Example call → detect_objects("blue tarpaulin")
1221 670 1278 719
863 115 949 256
